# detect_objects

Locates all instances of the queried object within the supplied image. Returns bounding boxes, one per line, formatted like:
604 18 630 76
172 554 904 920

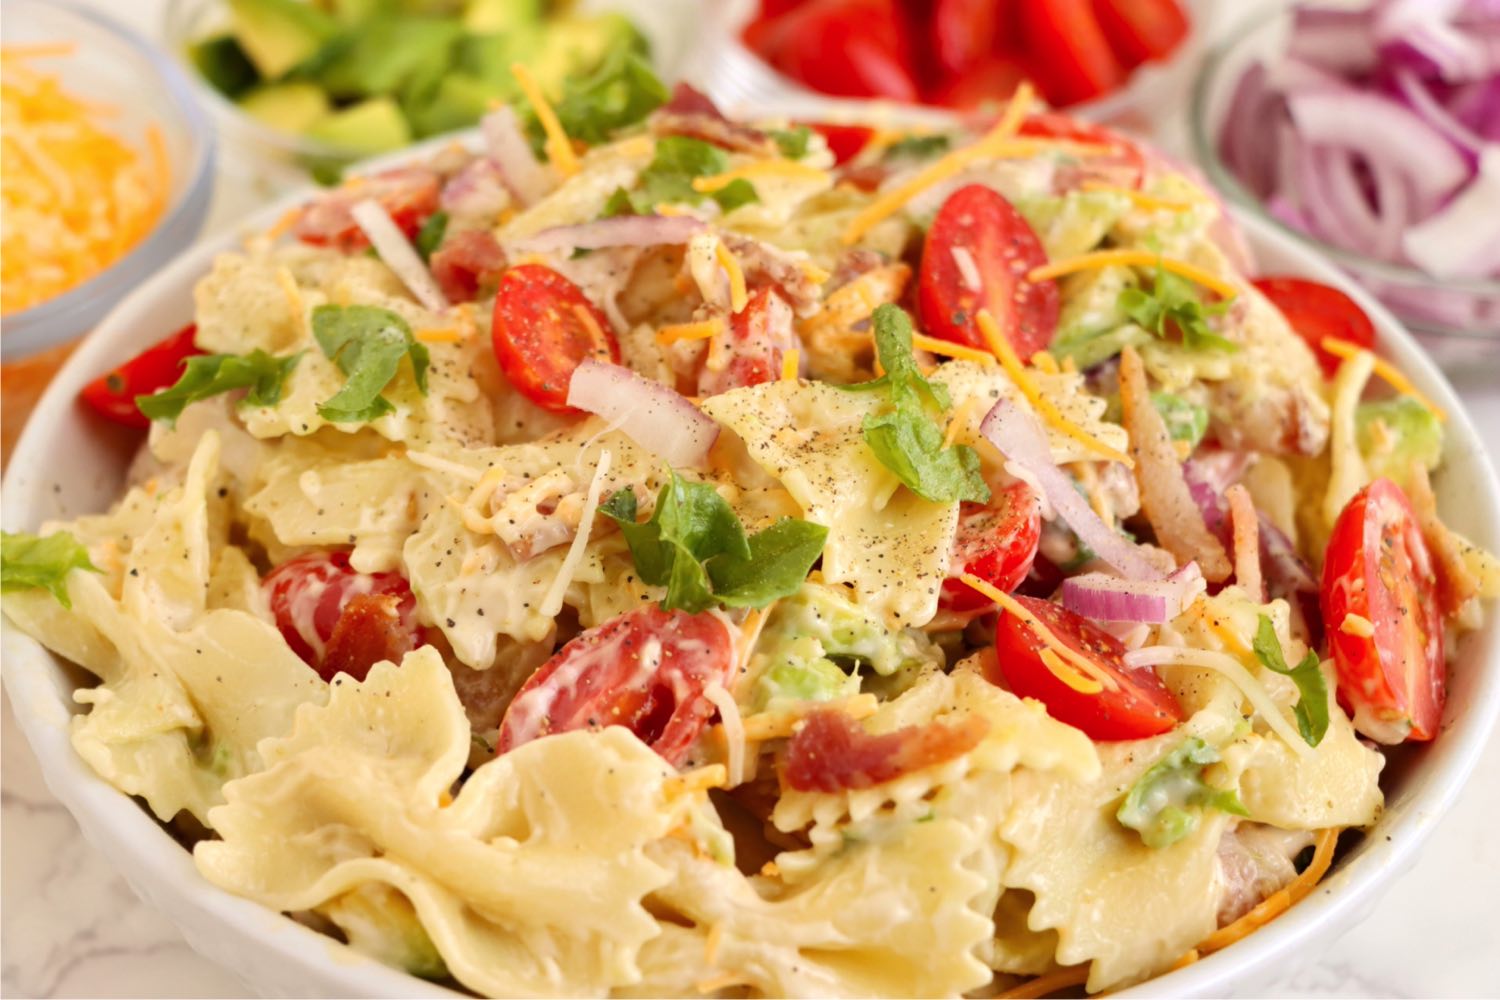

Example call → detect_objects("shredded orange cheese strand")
715 240 749 313
1029 349 1061 374
1040 647 1105 694
780 347 800 381
510 62 578 177
1080 179 1195 212
1199 828 1340 954
976 310 1134 467
663 763 728 798
1320 336 1447 422
959 573 1120 692
1029 249 1240 300
1 48 168 314
693 159 829 192
996 964 1090 999
912 332 997 366
841 82 1035 245
656 317 726 345
1339 612 1376 638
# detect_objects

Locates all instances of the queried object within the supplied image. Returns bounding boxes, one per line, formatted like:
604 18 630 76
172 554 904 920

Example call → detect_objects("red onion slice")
1402 147 1500 278
567 360 719 468
511 215 708 255
1392 67 1488 159
481 106 552 207
1288 5 1377 74
349 199 448 312
440 158 511 218
980 398 1165 581
1286 91 1470 213
1061 563 1204 623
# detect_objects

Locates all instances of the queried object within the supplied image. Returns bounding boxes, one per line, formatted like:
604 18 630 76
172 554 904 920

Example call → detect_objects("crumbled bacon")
294 167 441 252
698 287 800 395
721 233 824 316
781 708 989 792
650 83 776 156
430 229 507 302
321 593 419 683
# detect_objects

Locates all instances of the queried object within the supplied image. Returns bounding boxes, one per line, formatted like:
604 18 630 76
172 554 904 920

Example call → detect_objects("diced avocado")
463 0 542 33
529 12 645 95
316 14 462 100
329 0 397 22
1356 397 1444 485
403 71 497 137
1151 392 1209 446
189 33 260 98
458 28 541 88
238 81 331 133
1016 190 1129 260
304 96 411 155
752 635 861 712
227 0 337 79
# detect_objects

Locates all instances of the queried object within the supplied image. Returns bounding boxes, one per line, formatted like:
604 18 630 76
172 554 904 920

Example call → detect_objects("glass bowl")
1189 9 1500 348
1 0 216 362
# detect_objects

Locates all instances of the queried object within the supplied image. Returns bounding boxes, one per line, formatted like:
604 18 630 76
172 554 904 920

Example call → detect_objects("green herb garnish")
1119 262 1236 352
1117 737 1248 848
137 351 301 425
312 304 429 424
1252 614 1330 748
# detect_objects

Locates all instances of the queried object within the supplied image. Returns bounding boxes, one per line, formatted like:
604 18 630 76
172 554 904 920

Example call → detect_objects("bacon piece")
720 232 823 316
781 708 989 792
698 287 800 395
294 167 441 252
650 83 776 156
321 593 419 683
430 229 508 302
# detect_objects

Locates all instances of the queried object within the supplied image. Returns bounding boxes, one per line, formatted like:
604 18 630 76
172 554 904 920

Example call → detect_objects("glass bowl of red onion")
1189 0 1500 345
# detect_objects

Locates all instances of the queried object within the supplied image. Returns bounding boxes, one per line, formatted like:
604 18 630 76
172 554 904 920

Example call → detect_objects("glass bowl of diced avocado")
163 0 653 180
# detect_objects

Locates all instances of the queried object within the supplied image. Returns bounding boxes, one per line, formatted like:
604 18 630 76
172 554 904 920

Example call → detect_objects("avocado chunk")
316 14 462 100
189 33 260 98
404 71 497 137
463 0 542 33
457 28 540 88
304 96 411 155
529 12 645 95
227 0 336 79
1356 397 1444 486
239 81 331 133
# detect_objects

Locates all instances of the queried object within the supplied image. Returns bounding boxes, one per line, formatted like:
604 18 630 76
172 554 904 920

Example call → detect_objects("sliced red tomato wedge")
263 551 423 682
1321 478 1445 743
1018 0 1126 106
930 0 1009 78
940 483 1043 611
917 183 1059 356
1090 0 1190 68
989 595 1184 739
925 53 1031 110
1252 276 1376 377
697 287 799 396
755 0 920 102
808 122 876 165
492 264 620 412
497 605 736 765
79 324 201 428
293 167 441 252
1019 112 1147 189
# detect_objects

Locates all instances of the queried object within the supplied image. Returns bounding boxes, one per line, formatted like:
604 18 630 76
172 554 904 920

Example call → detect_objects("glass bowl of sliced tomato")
1 0 215 462
695 0 1209 130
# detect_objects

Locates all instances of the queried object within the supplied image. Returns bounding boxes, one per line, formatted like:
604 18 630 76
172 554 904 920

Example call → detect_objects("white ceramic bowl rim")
3 132 1498 999
2 0 217 359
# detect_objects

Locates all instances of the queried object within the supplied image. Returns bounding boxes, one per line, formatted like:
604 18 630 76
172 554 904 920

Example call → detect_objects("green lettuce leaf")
312 304 430 424
1119 262 1236 353
525 50 667 148
1117 736 1248 849
414 209 448 263
1 530 99 608
1252 614 1330 747
625 136 760 214
770 125 813 159
137 350 301 425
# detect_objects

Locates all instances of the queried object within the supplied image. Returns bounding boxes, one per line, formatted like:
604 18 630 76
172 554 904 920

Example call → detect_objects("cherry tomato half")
1321 478 1445 743
294 167 441 252
940 483 1043 611
1252 276 1376 378
754 0 920 102
1019 112 1147 189
697 287 799 396
925 53 1031 111
990 595 1184 739
497 605 736 765
79 324 201 428
1090 0 1190 69
808 122 876 165
918 183 1059 357
263 551 422 682
492 264 620 412
1018 0 1126 107
930 0 1010 79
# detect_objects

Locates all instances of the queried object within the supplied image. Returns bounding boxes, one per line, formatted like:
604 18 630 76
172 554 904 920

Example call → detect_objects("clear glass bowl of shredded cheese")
1 1 215 366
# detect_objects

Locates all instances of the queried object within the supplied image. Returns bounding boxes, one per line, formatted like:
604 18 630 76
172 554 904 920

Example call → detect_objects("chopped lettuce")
768 581 938 677
1016 189 1128 261
1 530 99 608
752 634 861 711
1117 737 1247 848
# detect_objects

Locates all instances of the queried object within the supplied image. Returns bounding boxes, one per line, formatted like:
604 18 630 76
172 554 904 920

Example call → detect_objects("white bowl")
3 146 1499 998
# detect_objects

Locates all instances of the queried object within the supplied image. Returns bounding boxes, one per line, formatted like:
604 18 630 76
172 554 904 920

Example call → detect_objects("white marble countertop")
4 0 1500 996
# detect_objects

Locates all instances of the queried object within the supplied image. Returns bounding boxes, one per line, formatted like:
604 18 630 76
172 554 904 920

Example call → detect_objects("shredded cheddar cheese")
275 266 306 334
664 763 729 798
1029 350 1061 374
911 332 998 366
715 240 749 313
1 46 168 314
1199 828 1340 954
656 317 726 345
780 347 801 381
943 395 983 449
1339 612 1376 638
976 310 1134 467
1040 647 1105 694
693 159 829 192
1320 336 1448 422
1080 179 1194 212
415 326 464 344
841 82 1035 244
1029 250 1240 300
996 965 1090 999
510 62 578 177
958 573 1121 692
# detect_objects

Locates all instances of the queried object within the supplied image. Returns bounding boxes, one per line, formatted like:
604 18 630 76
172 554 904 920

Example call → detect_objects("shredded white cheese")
704 682 745 788
539 449 611 617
